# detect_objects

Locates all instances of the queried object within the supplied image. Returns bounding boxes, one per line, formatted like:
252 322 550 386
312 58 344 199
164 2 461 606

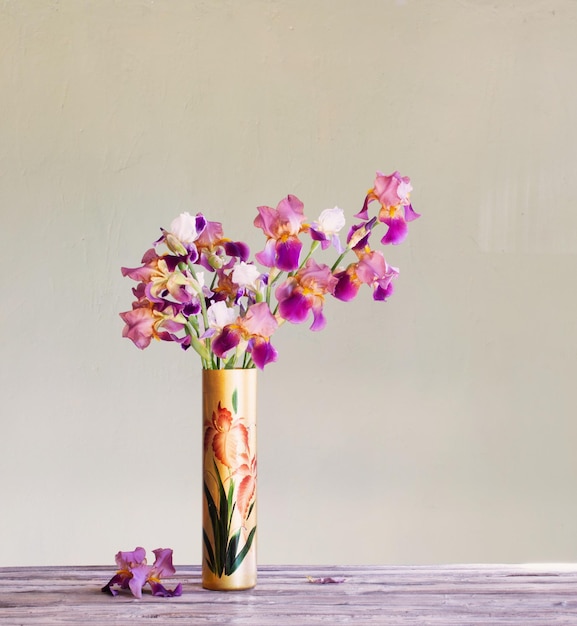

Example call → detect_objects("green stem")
185 320 209 369
265 268 284 309
294 240 319 273
184 261 215 368
331 218 387 272
242 352 255 369
330 250 349 272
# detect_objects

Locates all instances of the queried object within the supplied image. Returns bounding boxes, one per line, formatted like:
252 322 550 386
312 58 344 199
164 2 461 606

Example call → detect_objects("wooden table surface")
0 564 576 625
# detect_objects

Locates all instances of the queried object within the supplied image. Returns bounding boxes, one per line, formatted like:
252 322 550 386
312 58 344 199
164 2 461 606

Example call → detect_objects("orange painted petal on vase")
203 424 214 453
236 470 256 521
203 402 233 455
212 402 232 432
212 422 249 468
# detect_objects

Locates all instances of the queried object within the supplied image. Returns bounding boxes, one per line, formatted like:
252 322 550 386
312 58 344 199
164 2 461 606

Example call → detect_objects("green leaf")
189 333 211 361
203 482 219 531
232 388 238 414
203 529 216 574
226 478 236 537
229 526 257 575
224 354 237 369
216 463 229 575
227 477 235 517
246 501 255 521
203 480 223 576
225 528 242 575
205 462 254 579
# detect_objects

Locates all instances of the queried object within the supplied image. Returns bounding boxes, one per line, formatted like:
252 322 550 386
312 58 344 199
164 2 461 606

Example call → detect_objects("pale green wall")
1 0 576 566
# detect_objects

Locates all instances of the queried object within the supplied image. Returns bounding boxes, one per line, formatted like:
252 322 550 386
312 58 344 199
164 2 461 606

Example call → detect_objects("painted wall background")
1 0 576 567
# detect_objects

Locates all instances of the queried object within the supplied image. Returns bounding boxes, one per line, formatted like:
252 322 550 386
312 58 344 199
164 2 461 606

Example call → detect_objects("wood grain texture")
0 564 576 625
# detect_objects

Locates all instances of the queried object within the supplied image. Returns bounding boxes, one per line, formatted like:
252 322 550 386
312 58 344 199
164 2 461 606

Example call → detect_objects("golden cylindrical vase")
202 369 257 590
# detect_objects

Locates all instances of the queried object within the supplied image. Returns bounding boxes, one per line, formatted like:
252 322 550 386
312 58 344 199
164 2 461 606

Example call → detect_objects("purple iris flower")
212 325 242 358
333 250 398 302
248 336 278 369
333 268 360 302
211 302 278 369
276 259 337 331
224 240 250 262
346 216 377 251
357 171 420 246
102 547 182 599
194 220 250 270
254 195 307 271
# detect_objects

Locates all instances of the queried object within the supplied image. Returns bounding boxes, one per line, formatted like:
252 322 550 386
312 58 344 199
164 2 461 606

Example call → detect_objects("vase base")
202 580 256 591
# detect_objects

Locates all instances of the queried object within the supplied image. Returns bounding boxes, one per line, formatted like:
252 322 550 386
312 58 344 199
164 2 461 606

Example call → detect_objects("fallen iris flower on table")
101 547 182 599
307 576 346 584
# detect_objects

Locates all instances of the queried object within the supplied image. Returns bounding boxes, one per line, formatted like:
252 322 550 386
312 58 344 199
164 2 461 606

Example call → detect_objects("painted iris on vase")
203 390 256 578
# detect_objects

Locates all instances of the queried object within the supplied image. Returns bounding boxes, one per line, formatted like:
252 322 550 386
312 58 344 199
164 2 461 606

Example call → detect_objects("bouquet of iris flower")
120 171 419 369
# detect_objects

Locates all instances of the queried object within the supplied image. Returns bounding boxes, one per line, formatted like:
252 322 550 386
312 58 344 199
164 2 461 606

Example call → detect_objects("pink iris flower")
357 171 420 245
211 302 278 369
275 259 337 331
119 304 157 349
121 248 162 283
122 250 202 307
334 249 399 302
101 547 182 599
120 300 184 349
254 195 308 271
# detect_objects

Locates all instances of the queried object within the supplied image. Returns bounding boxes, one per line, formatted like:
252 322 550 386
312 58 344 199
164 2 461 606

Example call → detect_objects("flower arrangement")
120 171 419 369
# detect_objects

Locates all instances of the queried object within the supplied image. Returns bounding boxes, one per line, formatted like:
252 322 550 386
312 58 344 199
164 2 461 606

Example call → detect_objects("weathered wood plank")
0 565 576 625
